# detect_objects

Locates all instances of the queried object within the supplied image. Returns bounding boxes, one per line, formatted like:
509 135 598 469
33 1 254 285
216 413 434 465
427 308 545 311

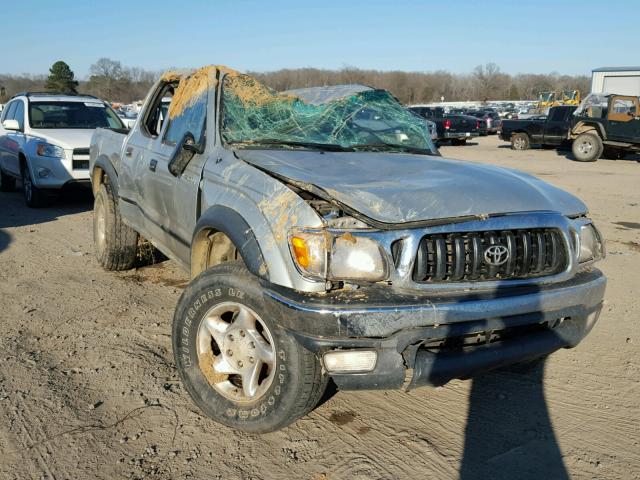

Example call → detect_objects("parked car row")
499 93 640 162
409 106 481 144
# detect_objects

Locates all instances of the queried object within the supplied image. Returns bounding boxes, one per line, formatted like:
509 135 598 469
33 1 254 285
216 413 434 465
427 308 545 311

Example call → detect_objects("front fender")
571 121 606 140
192 205 268 280
91 155 119 197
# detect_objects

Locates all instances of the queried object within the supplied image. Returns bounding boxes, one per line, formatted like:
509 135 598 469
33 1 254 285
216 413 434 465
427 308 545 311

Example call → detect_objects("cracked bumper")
263 269 606 390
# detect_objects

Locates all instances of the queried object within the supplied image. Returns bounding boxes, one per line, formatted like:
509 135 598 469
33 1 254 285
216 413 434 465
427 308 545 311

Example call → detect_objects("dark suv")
570 93 640 161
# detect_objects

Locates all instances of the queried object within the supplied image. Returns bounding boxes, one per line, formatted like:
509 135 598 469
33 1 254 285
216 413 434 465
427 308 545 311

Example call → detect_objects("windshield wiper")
352 142 437 156
230 139 354 152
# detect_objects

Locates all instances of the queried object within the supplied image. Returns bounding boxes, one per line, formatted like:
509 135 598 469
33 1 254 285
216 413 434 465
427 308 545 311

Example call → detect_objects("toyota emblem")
484 245 509 266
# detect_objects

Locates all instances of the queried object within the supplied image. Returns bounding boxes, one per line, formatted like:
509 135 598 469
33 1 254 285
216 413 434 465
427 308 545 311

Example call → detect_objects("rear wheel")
511 132 530 150
451 138 467 146
21 163 46 208
173 263 327 433
93 182 138 270
0 169 16 192
572 133 603 162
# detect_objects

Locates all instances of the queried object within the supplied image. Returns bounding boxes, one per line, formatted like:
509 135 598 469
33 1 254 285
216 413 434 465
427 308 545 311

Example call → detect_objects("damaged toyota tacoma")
90 66 606 433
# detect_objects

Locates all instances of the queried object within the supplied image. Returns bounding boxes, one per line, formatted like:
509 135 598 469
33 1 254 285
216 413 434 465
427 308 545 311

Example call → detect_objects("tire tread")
94 182 138 270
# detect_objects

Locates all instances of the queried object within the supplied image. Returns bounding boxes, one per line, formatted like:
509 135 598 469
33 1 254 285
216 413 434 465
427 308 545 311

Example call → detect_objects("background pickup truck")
569 93 640 162
409 106 481 145
90 66 606 433
500 105 577 151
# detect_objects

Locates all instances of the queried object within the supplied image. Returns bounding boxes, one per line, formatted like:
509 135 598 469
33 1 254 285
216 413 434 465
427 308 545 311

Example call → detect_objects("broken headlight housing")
288 229 388 282
578 223 605 263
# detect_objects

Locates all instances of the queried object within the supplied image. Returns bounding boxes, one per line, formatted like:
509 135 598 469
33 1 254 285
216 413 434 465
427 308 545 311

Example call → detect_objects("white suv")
0 92 124 207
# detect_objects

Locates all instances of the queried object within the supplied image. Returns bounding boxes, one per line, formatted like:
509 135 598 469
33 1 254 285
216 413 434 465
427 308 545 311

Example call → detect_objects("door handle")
149 159 157 172
125 146 133 157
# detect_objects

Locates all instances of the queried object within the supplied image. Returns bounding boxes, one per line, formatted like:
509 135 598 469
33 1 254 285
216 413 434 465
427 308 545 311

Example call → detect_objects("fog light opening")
37 168 51 178
323 350 377 373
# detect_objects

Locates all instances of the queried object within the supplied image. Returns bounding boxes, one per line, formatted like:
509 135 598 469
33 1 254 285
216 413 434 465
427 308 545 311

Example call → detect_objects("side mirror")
3 119 20 131
168 132 204 177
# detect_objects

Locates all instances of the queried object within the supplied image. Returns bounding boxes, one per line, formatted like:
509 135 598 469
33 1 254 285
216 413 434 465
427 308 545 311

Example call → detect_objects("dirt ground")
0 135 638 480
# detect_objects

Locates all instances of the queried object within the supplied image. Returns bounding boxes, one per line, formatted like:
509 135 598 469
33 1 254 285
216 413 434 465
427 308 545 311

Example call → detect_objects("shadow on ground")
0 187 93 253
459 360 568 479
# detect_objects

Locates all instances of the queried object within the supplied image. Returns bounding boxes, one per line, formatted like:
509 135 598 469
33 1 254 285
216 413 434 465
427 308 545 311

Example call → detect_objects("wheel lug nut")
237 360 243 368
249 342 255 349
228 334 234 341
226 350 233 357
249 357 254 364
240 330 245 337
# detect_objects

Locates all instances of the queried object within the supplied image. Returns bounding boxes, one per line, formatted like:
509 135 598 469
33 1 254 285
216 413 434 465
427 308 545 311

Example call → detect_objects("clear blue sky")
3 0 638 78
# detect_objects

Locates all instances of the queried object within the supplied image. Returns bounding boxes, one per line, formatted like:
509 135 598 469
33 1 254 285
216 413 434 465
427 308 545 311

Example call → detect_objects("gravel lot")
0 135 638 480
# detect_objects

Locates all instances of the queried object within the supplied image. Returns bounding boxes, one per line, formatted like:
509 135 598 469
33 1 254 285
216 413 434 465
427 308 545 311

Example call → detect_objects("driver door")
607 96 640 143
140 82 210 265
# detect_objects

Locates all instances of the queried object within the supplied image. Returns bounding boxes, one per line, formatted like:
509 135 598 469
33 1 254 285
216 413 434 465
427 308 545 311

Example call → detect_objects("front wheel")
572 133 603 162
21 163 46 208
173 263 327 433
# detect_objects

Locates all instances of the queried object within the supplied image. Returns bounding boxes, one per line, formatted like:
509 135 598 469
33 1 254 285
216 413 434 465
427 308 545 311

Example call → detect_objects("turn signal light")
290 236 310 268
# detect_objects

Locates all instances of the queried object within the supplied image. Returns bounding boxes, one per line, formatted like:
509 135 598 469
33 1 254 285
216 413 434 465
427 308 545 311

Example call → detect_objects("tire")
93 183 138 270
173 262 328 433
451 138 467 146
21 163 46 208
572 132 603 162
0 168 16 192
511 132 530 150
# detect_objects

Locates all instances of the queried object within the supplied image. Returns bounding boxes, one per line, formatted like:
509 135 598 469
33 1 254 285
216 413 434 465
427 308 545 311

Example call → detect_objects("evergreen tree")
45 61 78 94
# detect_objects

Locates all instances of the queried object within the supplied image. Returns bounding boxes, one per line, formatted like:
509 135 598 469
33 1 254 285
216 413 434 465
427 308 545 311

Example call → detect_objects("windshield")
29 101 124 129
539 92 555 102
574 93 610 118
221 75 436 154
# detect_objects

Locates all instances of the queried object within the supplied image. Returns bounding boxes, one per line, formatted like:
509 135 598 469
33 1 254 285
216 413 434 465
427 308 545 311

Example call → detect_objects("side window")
13 101 25 130
2 101 16 123
143 84 175 137
550 108 565 122
163 87 208 146
608 97 638 122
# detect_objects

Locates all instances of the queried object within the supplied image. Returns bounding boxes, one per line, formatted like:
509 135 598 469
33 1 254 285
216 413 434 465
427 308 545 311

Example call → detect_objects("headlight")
578 223 604 263
36 143 65 158
289 230 388 282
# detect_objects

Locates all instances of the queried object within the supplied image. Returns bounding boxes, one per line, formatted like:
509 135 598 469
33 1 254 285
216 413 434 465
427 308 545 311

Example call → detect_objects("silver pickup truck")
90 66 606 433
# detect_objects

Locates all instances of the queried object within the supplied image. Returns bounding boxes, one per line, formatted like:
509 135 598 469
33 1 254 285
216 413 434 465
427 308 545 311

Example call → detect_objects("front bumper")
265 269 606 390
28 151 90 189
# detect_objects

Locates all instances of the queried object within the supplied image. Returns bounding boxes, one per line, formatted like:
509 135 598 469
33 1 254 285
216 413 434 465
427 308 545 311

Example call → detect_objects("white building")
591 67 640 96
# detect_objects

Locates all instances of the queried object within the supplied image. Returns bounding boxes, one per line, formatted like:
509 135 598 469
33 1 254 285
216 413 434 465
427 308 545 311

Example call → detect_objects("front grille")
73 148 90 156
412 228 566 283
72 160 89 170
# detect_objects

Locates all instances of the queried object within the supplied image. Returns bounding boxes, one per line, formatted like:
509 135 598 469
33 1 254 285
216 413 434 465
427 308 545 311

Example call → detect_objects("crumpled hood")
31 129 94 150
236 150 587 224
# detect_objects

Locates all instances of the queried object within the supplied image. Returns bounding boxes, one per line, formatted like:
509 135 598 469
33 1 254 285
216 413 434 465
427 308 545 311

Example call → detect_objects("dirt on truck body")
89 65 606 433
